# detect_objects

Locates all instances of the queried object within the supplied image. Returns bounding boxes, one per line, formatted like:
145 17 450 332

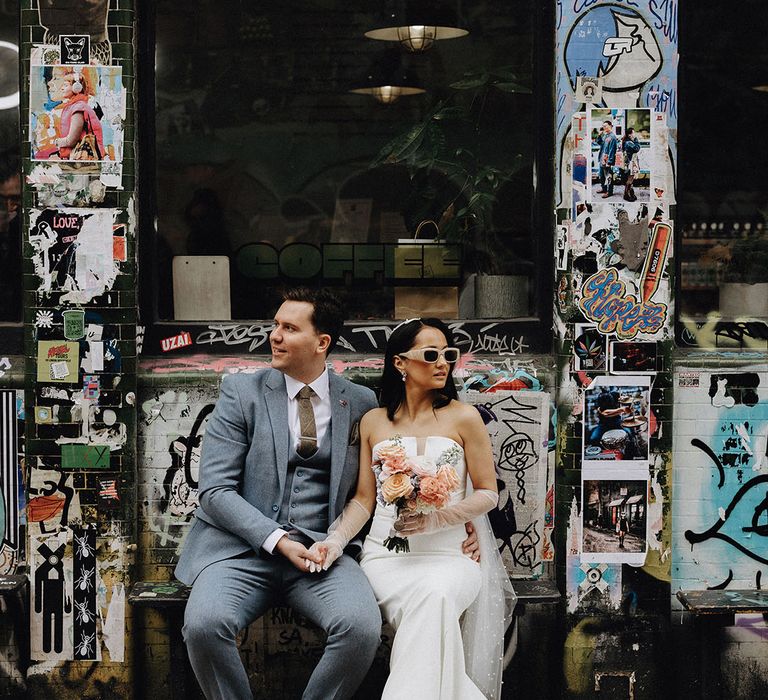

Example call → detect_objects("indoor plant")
371 67 531 317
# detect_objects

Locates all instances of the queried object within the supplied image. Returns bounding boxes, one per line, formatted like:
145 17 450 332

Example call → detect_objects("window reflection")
154 1 535 321
0 0 21 323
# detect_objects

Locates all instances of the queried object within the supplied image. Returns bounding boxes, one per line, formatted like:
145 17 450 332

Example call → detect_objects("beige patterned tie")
297 385 318 457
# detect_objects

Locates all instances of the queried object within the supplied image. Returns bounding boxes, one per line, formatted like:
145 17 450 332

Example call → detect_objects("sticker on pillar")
31 530 73 660
571 113 589 210
161 331 193 352
608 341 658 375
556 222 570 271
650 112 676 205
59 35 90 65
37 341 79 384
72 527 97 660
62 309 85 340
578 267 668 340
29 208 124 303
573 323 607 372
575 76 603 104
639 221 672 304
29 64 124 165
83 374 100 399
61 444 110 470
581 375 651 472
35 406 55 424
581 476 649 565
112 233 127 262
566 555 622 613
98 479 120 509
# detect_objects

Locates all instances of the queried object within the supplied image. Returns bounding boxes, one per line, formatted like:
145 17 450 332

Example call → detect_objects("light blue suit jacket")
175 368 377 585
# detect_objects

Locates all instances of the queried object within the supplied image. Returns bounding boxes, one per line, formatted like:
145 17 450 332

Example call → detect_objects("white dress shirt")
263 369 331 554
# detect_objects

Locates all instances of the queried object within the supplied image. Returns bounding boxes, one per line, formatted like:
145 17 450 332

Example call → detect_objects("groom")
175 288 382 699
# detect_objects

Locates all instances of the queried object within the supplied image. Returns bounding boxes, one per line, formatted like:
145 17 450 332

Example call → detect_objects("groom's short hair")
282 287 345 354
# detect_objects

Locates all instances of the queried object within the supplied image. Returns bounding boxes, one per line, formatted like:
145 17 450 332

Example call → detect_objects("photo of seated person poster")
581 375 651 470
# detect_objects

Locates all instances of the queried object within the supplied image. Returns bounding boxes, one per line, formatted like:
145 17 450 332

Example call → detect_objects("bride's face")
395 326 452 391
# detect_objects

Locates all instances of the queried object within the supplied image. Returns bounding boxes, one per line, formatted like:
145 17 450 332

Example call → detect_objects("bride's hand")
394 512 431 535
304 542 327 573
304 541 343 572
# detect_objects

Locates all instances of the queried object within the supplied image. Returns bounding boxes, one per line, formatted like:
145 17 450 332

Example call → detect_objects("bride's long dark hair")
380 318 459 420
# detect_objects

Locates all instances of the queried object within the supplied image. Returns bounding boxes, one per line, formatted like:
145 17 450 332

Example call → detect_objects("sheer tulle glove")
393 489 498 536
306 498 372 572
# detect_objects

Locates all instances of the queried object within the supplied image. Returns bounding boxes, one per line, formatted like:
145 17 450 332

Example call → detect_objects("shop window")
678 2 768 340
140 1 553 336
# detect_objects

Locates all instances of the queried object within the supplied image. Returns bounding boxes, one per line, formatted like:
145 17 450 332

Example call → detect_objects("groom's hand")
462 522 480 562
276 536 323 572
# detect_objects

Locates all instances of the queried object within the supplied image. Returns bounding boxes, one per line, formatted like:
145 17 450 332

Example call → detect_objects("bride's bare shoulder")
360 407 388 432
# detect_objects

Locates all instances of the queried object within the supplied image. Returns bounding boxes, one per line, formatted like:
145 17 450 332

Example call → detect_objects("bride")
307 318 515 699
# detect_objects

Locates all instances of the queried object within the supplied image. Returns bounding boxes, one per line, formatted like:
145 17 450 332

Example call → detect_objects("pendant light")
349 48 426 104
365 2 468 53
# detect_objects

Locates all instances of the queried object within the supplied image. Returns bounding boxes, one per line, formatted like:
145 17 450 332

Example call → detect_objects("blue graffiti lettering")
649 0 678 45
645 84 677 118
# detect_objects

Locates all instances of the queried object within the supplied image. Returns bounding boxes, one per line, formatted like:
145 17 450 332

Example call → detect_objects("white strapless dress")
360 436 485 700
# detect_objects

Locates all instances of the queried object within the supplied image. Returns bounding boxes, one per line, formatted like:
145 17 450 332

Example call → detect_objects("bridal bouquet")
372 437 462 552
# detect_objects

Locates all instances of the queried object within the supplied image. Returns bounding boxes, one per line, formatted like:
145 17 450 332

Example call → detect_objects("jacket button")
297 470 304 477
291 503 296 508
272 505 279 512
294 487 299 493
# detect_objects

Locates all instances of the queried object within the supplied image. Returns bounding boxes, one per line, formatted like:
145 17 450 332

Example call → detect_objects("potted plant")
719 224 768 319
371 67 531 318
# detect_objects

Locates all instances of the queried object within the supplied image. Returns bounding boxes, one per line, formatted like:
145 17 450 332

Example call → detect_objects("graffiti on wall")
468 390 551 577
140 387 220 560
673 366 768 591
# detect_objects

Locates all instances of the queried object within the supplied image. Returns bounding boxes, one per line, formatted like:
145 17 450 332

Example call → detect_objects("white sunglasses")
399 347 460 364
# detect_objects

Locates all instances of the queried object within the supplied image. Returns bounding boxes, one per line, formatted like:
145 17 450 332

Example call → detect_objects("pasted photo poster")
582 375 651 470
29 64 124 165
581 476 649 564
589 107 652 203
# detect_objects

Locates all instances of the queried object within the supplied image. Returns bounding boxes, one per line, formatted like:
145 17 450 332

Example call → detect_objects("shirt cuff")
263 528 289 554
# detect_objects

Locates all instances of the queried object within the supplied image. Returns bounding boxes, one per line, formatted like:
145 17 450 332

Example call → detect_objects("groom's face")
270 300 330 378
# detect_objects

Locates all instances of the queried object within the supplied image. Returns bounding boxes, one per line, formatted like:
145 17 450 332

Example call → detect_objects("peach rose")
418 476 450 508
377 443 409 475
409 455 438 478
436 465 460 492
380 472 415 502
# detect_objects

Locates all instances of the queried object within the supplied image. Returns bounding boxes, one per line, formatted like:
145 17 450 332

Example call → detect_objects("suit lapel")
328 373 350 515
265 369 290 497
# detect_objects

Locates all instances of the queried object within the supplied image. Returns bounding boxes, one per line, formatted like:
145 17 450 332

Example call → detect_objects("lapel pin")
339 399 348 407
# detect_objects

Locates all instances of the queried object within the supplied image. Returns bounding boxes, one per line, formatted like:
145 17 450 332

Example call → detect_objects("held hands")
304 540 343 573
276 536 323 573
302 498 372 574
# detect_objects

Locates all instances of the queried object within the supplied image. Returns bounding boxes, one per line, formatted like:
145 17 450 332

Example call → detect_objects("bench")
0 574 29 675
676 589 768 699
128 581 197 699
130 577 561 697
